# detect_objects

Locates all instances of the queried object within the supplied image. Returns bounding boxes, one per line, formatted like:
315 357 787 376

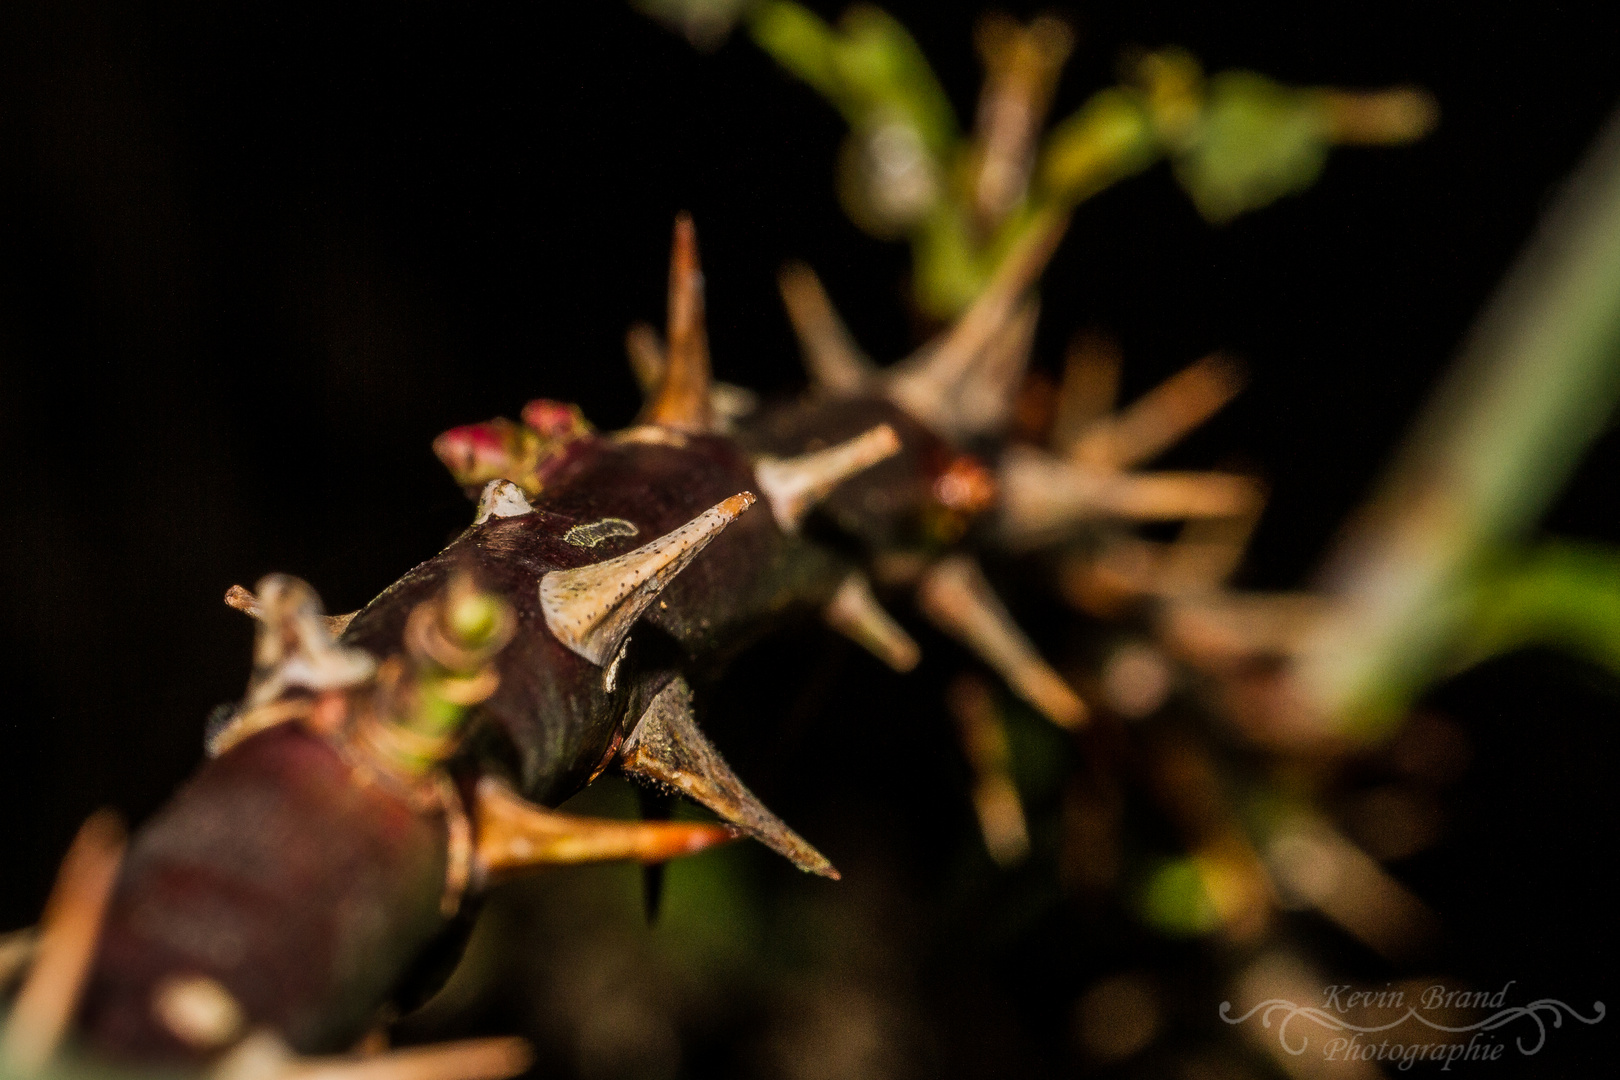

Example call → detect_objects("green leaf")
1458 542 1620 674
1172 71 1331 224
1038 87 1160 207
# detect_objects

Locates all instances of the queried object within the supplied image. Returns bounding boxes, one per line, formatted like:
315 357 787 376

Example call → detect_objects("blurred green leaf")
1458 542 1620 673
1172 72 1331 224
1038 87 1160 207
749 2 957 154
1138 856 1221 936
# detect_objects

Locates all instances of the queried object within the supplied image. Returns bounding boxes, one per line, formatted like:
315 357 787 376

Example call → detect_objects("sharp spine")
1070 352 1245 470
776 261 875 394
539 493 756 666
754 424 902 532
998 445 1261 548
1049 329 1123 452
823 572 921 672
470 777 735 882
619 677 839 878
885 210 1069 440
916 554 1088 729
638 213 713 431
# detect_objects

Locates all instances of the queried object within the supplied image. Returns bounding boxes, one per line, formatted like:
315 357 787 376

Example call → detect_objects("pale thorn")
211 1030 296 1080
968 14 1075 233
948 675 1031 866
225 584 355 637
1159 503 1263 594
707 381 759 433
950 295 1041 439
1070 353 1245 470
886 207 1069 438
227 1036 536 1080
2 811 126 1075
638 212 713 432
1319 87 1439 145
471 777 736 882
822 572 921 672
916 555 1087 729
472 479 534 525
153 975 246 1051
1057 534 1169 617
1049 329 1122 453
619 677 839 878
245 575 376 706
1060 510 1261 615
0 928 38 989
998 445 1261 548
624 321 666 397
1264 816 1438 961
973 775 1031 868
754 424 902 532
776 261 875 394
1160 591 1333 668
1092 472 1262 521
539 493 756 666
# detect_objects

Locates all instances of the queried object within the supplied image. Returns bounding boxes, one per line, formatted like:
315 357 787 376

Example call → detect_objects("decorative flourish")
1220 996 1608 1056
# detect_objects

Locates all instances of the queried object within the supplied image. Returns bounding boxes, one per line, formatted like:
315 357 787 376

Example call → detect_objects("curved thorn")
540 493 756 666
754 424 901 532
619 678 839 878
916 554 1087 729
226 585 356 638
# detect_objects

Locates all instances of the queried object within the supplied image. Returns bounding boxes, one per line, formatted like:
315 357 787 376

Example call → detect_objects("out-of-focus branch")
1294 106 1620 732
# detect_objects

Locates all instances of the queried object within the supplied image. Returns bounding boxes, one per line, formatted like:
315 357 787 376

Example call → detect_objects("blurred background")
1 2 1616 1076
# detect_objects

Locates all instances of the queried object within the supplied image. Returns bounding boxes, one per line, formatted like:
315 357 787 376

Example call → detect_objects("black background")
1 2 1616 1075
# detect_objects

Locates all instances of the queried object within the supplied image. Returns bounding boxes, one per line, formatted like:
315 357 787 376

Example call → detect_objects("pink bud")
520 399 592 442
432 418 526 489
